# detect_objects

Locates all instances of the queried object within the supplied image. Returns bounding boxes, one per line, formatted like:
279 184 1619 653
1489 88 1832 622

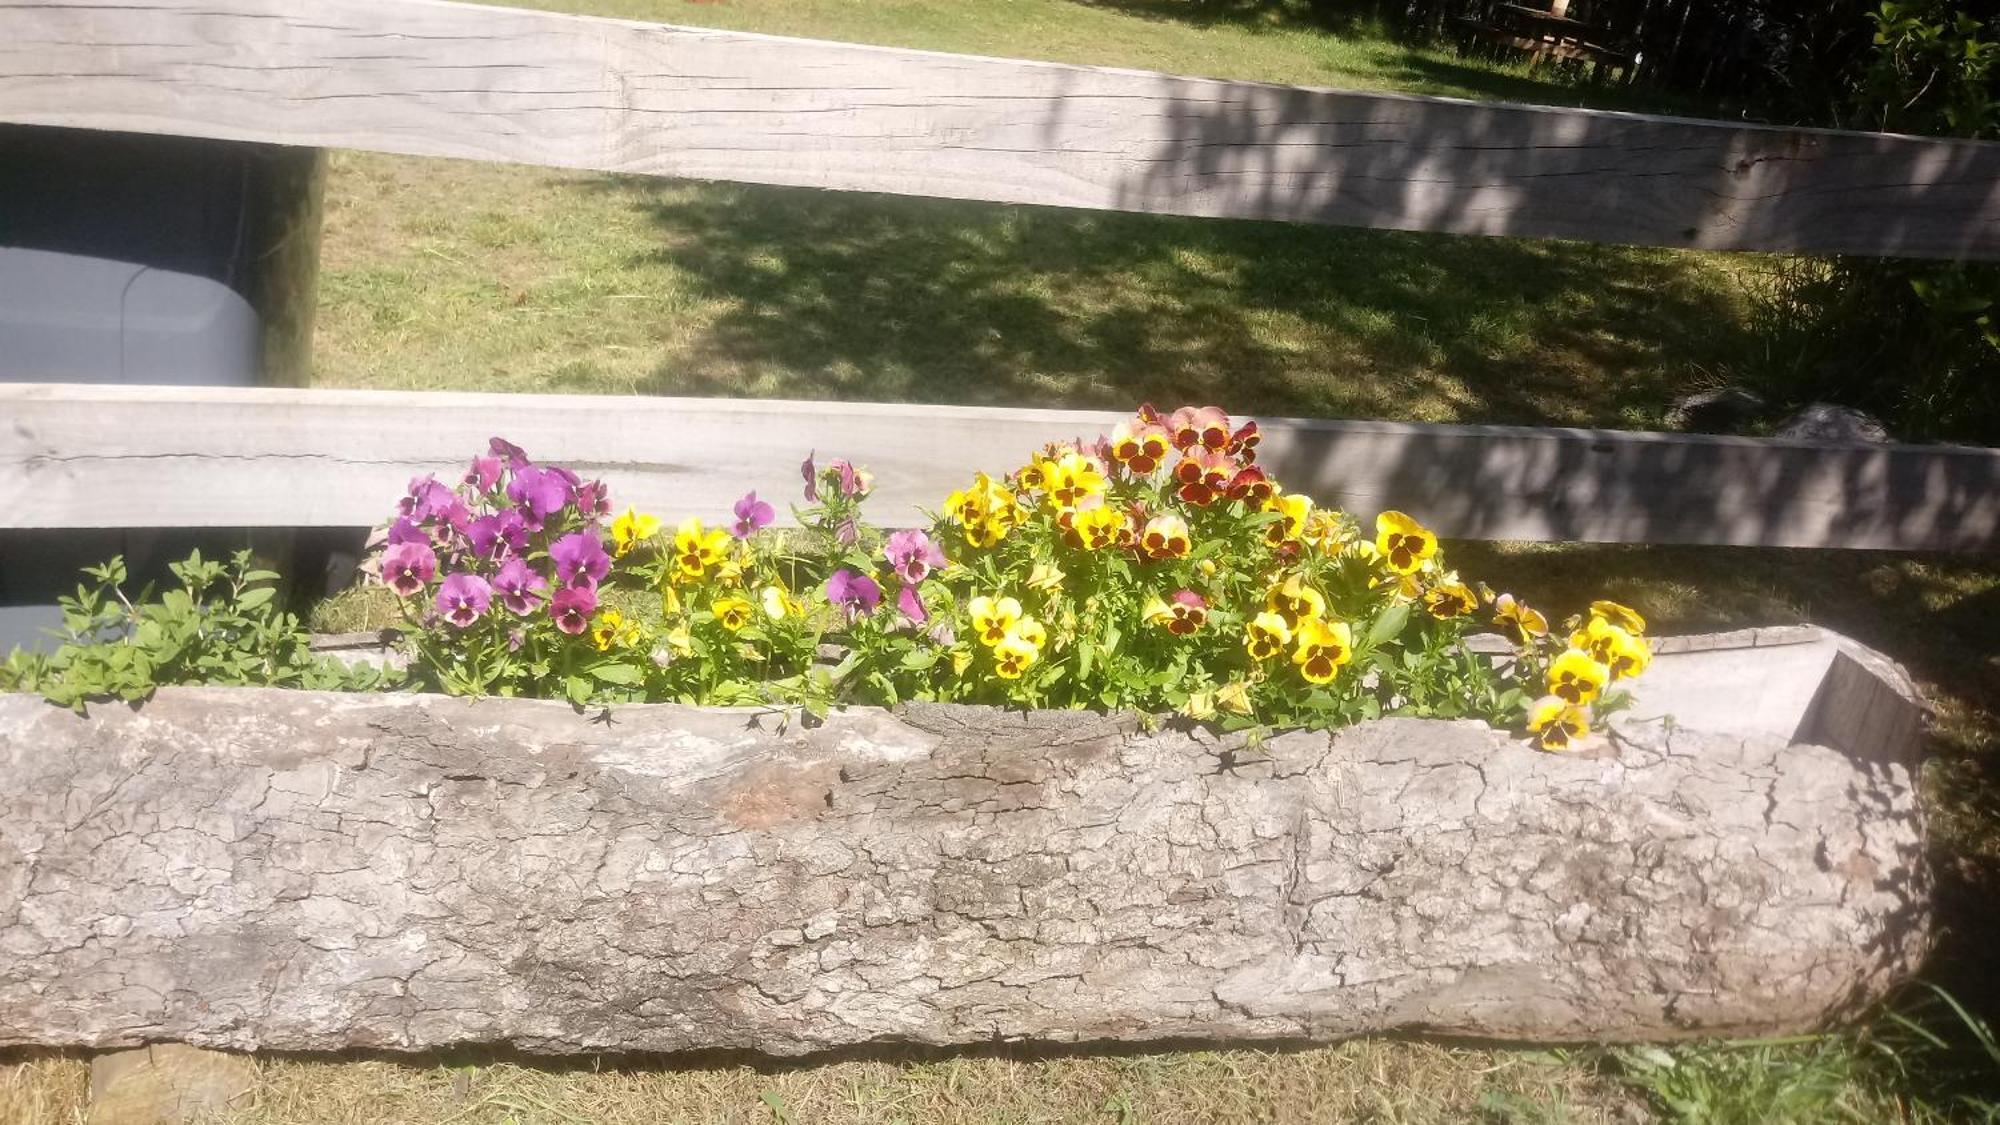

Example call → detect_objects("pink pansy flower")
550 586 597 635
884 530 946 586
732 491 775 539
434 573 492 629
492 558 549 616
465 456 505 494
489 436 531 467
574 479 612 521
381 541 437 598
386 517 428 546
896 583 928 625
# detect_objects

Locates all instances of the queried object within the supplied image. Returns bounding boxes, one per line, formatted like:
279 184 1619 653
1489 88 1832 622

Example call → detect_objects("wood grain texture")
4 383 1998 550
2 0 1998 259
0 686 1927 1053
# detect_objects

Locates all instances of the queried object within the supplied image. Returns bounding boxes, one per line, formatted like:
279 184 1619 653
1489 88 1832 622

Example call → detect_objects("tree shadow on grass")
605 177 1749 427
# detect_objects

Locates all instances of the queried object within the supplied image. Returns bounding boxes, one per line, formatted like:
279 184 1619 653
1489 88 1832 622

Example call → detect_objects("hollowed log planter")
0 627 1928 1056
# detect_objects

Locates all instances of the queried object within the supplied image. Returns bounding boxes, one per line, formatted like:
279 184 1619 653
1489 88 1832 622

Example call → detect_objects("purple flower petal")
434 573 492 628
896 583 928 625
550 585 597 635
549 532 610 588
801 451 819 502
731 491 776 539
380 541 437 598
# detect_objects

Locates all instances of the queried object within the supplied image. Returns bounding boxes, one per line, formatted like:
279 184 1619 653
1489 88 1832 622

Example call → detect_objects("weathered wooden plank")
3 383 1997 551
1 0 1997 259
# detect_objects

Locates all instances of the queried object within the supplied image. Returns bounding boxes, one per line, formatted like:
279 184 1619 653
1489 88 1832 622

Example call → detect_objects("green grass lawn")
8 2 1994 1123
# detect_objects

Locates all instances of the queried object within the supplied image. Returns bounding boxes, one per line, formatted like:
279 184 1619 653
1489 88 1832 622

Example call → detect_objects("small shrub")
0 550 397 712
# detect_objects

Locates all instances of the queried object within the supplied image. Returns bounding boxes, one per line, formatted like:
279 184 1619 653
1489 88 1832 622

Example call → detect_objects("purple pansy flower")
884 530 946 586
550 585 597 635
826 569 882 619
401 476 466 525
830 459 872 499
835 516 860 547
465 455 505 494
507 464 572 523
896 583 928 625
574 479 612 521
492 557 549 616
801 450 819 502
732 491 775 539
381 541 437 598
467 510 529 559
489 436 531 467
434 573 492 629
549 531 610 588
386 517 428 546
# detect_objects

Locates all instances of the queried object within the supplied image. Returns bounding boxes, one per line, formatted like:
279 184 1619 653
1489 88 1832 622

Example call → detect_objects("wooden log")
0 662 1927 1054
3 383 1998 551
0 0 1997 260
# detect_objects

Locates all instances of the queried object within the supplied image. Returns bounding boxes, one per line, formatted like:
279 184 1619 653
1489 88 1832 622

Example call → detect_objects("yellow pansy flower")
1262 491 1313 546
1067 505 1129 551
1046 452 1107 509
968 595 1023 646
993 634 1039 679
1527 695 1590 751
610 507 661 558
1548 649 1610 706
1245 612 1292 662
1571 617 1651 681
1492 594 1549 645
1026 561 1066 593
592 610 641 652
1008 617 1047 650
1215 681 1254 715
1590 600 1647 635
1301 508 1355 557
1265 574 1326 628
760 585 799 621
1422 575 1478 619
672 518 731 582
713 595 754 632
1374 510 1438 575
1182 691 1216 721
663 623 693 656
1292 616 1353 685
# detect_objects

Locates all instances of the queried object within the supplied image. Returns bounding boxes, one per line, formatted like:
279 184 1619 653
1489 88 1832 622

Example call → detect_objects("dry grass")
1 1041 1641 1124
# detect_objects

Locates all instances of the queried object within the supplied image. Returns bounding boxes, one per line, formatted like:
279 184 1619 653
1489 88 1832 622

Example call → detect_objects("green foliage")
0 550 398 712
1745 1 2000 443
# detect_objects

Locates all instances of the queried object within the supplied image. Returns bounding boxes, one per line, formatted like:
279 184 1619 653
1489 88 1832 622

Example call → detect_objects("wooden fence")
3 0 1999 551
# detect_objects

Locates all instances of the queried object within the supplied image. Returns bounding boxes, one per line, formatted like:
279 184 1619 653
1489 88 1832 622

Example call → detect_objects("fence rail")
5 384 1996 550
2 0 1998 259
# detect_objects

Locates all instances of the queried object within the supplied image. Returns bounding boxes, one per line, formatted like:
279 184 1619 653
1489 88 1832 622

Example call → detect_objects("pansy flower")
550 532 610 588
465 455 505 494
1265 575 1327 629
611 507 662 557
731 492 775 540
1109 418 1173 475
1244 612 1292 662
1045 452 1107 510
672 518 732 581
386 517 428 546
492 558 549 616
992 633 1039 679
488 436 531 467
1548 649 1609 706
1570 616 1652 681
434 573 492 629
1227 465 1274 505
467 510 529 559
1143 589 1208 635
968 595 1023 646
1065 505 1129 551
826 569 882 619
1139 514 1192 560
896 583 929 625
381 541 437 598
1590 600 1647 635
1492 594 1549 645
1423 575 1478 619
1261 492 1311 546
1292 616 1353 684
507 464 572 524
1527 696 1590 751
885 529 947 585
1167 405 1231 451
712 596 754 632
801 451 819 502
550 585 597 635
1374 510 1438 575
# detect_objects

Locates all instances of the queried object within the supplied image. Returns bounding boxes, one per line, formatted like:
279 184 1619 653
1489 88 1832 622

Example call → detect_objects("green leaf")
1367 603 1410 647
236 587 276 611
588 662 643 685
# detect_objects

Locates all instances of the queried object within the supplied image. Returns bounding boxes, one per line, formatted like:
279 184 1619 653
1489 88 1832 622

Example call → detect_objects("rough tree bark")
0 687 1927 1056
